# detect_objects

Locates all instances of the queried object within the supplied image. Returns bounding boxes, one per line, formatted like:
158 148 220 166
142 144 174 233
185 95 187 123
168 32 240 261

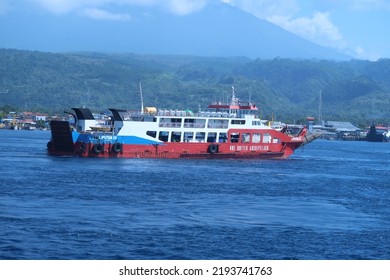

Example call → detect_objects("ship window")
171 131 181 142
208 119 229 128
195 132 205 142
231 119 246 125
184 118 206 128
230 133 240 143
171 118 182 127
159 118 167 127
184 132 194 142
218 132 228 143
242 133 250 143
252 133 261 143
159 118 182 128
158 131 169 142
146 131 157 138
263 133 272 143
184 118 195 124
207 132 217 143
252 121 261 126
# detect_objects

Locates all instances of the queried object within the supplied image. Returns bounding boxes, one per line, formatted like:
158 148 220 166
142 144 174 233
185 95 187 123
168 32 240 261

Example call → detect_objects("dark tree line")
1 48 390 126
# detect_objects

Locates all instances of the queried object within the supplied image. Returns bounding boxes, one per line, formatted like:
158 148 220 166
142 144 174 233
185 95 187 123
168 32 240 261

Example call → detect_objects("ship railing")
197 112 236 118
157 110 193 117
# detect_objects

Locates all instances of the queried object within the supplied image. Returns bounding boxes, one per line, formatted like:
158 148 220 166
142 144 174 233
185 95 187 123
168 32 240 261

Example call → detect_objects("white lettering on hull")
292 137 303 141
230 145 269 151
98 136 117 140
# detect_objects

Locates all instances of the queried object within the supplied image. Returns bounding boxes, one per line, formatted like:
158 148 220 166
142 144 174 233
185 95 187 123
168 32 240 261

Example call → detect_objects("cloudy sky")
1 0 389 60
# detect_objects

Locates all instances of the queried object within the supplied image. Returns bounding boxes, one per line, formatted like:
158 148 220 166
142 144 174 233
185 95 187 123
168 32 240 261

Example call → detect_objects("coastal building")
313 121 363 140
0 111 50 129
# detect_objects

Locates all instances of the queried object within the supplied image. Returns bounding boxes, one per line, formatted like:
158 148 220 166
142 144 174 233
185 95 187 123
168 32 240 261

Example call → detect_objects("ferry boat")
47 88 313 159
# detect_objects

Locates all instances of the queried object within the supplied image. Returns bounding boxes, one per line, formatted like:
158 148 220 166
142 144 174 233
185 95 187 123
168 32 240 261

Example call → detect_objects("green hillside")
1 49 390 125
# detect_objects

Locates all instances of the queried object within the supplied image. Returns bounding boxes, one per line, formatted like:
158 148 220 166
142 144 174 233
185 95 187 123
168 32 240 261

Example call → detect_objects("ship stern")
47 120 75 156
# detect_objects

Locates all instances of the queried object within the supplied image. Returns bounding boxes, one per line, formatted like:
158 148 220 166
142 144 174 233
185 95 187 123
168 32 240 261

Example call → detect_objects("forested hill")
1 48 390 125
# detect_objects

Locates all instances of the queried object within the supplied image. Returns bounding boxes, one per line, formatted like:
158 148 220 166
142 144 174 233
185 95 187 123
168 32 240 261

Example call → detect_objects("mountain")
0 2 350 60
1 49 390 125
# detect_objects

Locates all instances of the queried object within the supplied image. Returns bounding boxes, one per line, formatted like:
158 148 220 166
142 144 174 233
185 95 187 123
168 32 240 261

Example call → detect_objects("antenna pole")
249 84 252 102
139 80 144 113
318 90 323 124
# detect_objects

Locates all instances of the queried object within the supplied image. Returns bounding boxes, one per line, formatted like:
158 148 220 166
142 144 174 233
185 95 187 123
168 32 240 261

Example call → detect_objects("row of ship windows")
146 131 279 144
158 118 262 128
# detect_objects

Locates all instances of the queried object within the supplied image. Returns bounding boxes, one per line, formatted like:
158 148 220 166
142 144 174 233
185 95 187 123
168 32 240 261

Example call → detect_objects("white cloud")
354 46 380 61
83 7 131 21
166 0 207 15
31 0 89 14
268 12 346 49
30 0 207 16
223 0 347 49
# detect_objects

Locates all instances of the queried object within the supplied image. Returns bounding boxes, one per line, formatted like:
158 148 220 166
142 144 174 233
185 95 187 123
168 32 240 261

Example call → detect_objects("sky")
1 0 389 60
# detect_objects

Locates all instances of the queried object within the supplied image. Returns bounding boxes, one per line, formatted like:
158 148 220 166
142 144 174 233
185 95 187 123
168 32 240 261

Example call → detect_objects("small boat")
366 125 389 142
47 87 312 159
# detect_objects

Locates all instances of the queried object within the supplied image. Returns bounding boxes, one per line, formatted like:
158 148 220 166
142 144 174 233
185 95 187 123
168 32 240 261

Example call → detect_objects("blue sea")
0 129 389 260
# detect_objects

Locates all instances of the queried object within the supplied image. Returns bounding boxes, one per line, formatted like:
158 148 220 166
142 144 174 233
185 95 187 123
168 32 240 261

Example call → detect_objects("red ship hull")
48 138 303 159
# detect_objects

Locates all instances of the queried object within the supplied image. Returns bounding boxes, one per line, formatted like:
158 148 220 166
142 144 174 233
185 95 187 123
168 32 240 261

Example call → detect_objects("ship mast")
230 86 239 116
231 86 236 104
139 80 144 113
318 89 323 124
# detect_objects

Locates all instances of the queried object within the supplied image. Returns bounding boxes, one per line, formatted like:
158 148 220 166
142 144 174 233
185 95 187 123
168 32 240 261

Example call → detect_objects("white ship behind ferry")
47 87 313 159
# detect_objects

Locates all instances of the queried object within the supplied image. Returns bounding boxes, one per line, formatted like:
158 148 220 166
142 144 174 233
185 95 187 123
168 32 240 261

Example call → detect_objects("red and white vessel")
47 87 311 159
